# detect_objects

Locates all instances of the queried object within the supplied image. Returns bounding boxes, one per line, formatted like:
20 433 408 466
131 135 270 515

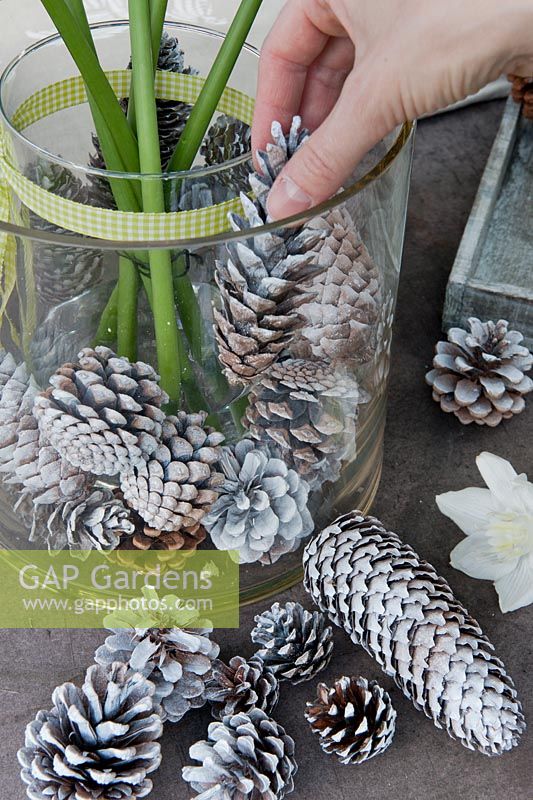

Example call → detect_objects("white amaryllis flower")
436 452 533 614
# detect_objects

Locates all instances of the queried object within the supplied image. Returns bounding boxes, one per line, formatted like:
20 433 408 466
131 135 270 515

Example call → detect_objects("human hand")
253 0 533 219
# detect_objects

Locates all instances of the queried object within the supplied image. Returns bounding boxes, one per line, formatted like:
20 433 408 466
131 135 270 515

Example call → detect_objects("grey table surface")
1 100 531 800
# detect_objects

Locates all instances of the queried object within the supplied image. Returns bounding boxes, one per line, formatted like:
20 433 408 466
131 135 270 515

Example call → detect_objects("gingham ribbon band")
0 70 255 242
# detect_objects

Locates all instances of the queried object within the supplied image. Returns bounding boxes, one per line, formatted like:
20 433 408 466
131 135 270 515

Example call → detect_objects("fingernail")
267 176 314 220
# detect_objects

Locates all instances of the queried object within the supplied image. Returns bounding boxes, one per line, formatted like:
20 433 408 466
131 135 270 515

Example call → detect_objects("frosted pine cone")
251 601 334 684
34 347 168 476
125 513 207 551
26 161 104 302
205 655 280 720
292 207 381 364
201 114 252 190
32 488 134 551
304 511 526 756
203 440 313 565
244 358 364 489
18 662 162 800
182 709 297 800
305 676 396 764
0 349 18 390
120 411 224 532
95 625 219 723
0 363 35 473
426 318 533 426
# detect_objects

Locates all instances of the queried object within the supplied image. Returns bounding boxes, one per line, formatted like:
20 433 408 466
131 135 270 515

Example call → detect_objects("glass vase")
0 21 415 604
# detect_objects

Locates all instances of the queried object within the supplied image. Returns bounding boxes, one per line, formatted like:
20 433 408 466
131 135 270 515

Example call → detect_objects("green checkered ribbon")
0 70 254 242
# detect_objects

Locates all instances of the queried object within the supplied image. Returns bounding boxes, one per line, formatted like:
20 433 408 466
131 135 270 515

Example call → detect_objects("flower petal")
436 487 494 535
450 534 517 581
476 452 517 504
494 554 533 613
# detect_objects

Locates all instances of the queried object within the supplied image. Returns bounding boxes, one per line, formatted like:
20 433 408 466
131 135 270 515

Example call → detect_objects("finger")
267 70 389 220
252 0 343 157
299 35 355 132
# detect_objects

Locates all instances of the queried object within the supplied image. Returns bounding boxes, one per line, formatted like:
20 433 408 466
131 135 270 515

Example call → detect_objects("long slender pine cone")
120 411 225 533
303 511 526 756
34 347 168 477
205 655 280 720
243 358 365 490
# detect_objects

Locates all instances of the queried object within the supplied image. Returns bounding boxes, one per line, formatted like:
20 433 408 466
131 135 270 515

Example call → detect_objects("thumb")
266 73 387 220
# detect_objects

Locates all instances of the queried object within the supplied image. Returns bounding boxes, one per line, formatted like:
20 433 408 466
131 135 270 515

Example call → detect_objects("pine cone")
18 662 162 800
182 708 297 800
123 512 207 551
172 168 236 212
201 114 252 191
203 440 313 565
243 358 364 490
26 161 104 303
426 318 533 426
95 626 219 723
251 601 334 684
120 411 224 532
0 363 35 474
214 118 324 385
303 511 526 756
205 655 280 720
34 347 168 476
291 207 381 364
508 73 533 119
305 676 396 764
0 349 18 391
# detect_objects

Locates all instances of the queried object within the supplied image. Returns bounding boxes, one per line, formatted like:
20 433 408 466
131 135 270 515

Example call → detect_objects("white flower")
436 452 533 613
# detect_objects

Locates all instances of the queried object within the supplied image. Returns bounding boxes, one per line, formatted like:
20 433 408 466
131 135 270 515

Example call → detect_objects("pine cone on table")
243 358 365 490
202 439 313 565
305 676 396 764
303 511 526 756
26 161 104 303
95 626 219 724
426 318 533 426
120 411 224 533
251 601 334 684
18 662 162 800
508 73 533 119
201 114 252 190
182 708 297 800
205 655 280 720
34 347 168 477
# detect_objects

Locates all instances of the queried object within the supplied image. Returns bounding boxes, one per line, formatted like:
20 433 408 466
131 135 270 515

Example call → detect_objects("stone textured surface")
1 102 531 799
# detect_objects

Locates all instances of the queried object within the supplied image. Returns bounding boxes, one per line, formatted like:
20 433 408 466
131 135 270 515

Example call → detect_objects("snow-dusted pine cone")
202 439 313 565
201 114 252 190
251 601 334 684
214 117 324 385
508 73 533 118
18 662 162 800
304 511 526 756
34 347 168 476
0 349 17 390
31 488 134 551
0 362 35 474
95 625 219 723
124 511 207 551
243 358 364 489
26 161 104 303
426 318 533 426
120 411 224 533
182 709 297 800
305 676 396 765
291 207 381 364
205 655 280 721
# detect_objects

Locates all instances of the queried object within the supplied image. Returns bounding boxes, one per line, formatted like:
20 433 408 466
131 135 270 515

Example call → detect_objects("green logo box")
0 550 240 629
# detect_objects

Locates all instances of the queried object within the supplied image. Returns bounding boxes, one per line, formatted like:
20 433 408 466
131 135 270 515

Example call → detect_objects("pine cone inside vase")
0 363 35 474
303 511 526 756
95 625 219 723
251 601 334 684
508 73 533 119
182 708 297 800
26 161 104 303
305 676 396 764
244 358 365 490
0 349 18 391
120 411 224 533
123 510 207 551
205 655 280 720
201 114 252 191
18 662 163 800
426 318 533 426
202 439 313 565
34 347 168 477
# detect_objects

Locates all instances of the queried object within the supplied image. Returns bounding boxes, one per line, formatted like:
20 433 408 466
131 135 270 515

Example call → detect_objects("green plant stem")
93 284 119 347
116 256 140 360
129 0 181 405
167 0 263 173
127 0 169 135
